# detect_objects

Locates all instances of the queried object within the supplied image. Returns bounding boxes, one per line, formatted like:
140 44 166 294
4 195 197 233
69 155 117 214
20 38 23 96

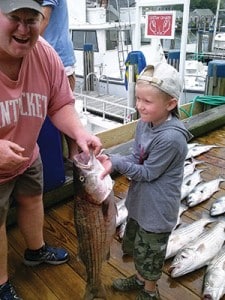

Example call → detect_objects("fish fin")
200 211 216 224
215 215 225 224
219 175 225 182
175 222 188 229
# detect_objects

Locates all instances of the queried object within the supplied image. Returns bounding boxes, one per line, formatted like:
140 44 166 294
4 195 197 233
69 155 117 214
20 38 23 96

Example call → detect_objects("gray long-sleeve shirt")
110 116 193 233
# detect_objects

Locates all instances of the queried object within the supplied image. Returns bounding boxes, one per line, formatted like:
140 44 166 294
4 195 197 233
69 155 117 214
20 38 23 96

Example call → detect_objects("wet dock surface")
7 125 225 300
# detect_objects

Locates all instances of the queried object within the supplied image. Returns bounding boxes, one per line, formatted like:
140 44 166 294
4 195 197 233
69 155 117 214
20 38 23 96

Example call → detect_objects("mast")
212 0 221 51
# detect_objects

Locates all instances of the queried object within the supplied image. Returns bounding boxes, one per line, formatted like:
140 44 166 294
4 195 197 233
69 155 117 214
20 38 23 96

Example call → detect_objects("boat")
214 32 225 52
67 0 204 108
67 1 225 111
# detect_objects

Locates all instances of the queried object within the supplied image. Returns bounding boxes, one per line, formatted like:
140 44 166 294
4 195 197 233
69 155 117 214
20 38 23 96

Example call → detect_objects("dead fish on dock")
210 196 225 216
166 213 215 259
183 158 204 179
116 198 128 227
187 143 200 150
202 245 225 300
181 169 203 201
117 221 127 240
186 144 218 160
169 220 225 278
174 203 189 229
186 177 225 207
73 151 116 300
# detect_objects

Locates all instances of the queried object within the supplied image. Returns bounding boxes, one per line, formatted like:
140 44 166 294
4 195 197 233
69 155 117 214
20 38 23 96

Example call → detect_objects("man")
40 0 77 159
40 0 76 91
0 1 102 299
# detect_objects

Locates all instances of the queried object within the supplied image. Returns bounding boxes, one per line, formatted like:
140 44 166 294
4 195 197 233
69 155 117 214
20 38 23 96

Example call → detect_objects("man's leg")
0 181 14 285
16 194 44 250
0 222 21 300
0 223 8 285
16 193 69 266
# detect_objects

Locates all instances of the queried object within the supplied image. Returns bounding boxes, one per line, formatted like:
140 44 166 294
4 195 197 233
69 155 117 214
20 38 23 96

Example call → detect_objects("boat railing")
185 74 206 80
74 91 136 124
85 72 109 95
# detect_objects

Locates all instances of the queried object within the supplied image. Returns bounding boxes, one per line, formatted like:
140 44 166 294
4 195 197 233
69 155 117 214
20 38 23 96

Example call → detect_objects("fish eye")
79 176 85 182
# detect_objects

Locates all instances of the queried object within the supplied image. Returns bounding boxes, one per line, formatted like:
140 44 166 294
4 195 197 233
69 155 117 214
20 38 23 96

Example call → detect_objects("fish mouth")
73 152 92 169
202 294 213 300
187 200 195 207
167 265 176 275
167 265 184 278
210 208 216 214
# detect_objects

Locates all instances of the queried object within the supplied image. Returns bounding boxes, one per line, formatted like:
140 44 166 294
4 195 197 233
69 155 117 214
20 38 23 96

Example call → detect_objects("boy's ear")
167 98 178 111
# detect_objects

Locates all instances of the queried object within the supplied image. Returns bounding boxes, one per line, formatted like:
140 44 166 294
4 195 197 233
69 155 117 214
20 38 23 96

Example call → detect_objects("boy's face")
0 9 42 59
135 84 176 126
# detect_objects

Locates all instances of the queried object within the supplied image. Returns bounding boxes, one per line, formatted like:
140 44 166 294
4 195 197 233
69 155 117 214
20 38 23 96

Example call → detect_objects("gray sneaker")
112 275 144 292
136 288 161 300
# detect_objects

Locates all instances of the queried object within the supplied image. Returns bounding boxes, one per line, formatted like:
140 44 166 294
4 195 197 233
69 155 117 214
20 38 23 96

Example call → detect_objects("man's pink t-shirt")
0 37 74 182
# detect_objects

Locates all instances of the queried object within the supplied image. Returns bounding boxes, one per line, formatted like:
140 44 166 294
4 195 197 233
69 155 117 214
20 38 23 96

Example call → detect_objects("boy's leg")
134 228 170 299
122 218 139 256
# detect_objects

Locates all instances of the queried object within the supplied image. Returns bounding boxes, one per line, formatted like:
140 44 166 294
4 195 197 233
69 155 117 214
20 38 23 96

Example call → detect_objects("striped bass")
169 221 225 278
183 158 204 179
174 203 189 228
166 214 215 259
73 152 116 300
202 245 225 300
181 169 203 200
186 144 218 160
186 177 225 207
210 196 225 216
115 198 128 227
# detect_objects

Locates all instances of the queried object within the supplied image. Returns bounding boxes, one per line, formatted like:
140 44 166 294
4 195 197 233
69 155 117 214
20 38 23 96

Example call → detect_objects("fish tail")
84 282 106 300
201 211 216 224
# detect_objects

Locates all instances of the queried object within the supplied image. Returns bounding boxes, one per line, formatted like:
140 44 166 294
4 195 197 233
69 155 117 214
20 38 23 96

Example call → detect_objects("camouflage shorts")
122 218 170 281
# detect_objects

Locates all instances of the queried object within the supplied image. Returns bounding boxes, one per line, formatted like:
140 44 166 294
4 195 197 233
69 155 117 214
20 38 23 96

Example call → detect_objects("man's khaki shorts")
0 155 43 225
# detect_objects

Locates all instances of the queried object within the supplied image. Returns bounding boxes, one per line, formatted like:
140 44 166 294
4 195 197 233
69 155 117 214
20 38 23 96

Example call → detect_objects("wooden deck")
7 124 225 300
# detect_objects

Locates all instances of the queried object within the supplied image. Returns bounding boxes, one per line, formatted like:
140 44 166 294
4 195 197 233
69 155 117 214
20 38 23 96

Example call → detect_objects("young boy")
98 62 193 300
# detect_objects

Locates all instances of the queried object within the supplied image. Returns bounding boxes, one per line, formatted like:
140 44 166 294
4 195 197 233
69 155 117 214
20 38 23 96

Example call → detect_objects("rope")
179 95 225 117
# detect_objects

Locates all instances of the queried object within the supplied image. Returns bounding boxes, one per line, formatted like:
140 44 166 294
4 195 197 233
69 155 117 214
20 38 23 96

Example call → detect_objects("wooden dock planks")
6 122 225 300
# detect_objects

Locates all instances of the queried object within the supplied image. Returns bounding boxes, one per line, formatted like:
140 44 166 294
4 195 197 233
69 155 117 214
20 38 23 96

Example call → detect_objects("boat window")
71 30 98 52
105 29 131 50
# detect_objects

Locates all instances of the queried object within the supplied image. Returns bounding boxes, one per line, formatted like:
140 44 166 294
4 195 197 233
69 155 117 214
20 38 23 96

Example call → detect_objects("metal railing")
75 91 136 124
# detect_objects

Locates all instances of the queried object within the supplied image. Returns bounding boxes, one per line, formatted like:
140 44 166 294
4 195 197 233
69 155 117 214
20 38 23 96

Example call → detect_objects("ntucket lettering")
0 93 48 128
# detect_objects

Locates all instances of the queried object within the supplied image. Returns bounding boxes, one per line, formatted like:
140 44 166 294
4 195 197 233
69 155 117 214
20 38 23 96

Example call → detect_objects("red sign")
145 11 176 39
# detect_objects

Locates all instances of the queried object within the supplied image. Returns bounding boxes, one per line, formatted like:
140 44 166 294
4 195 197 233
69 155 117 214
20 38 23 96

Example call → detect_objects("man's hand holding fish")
75 130 102 156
